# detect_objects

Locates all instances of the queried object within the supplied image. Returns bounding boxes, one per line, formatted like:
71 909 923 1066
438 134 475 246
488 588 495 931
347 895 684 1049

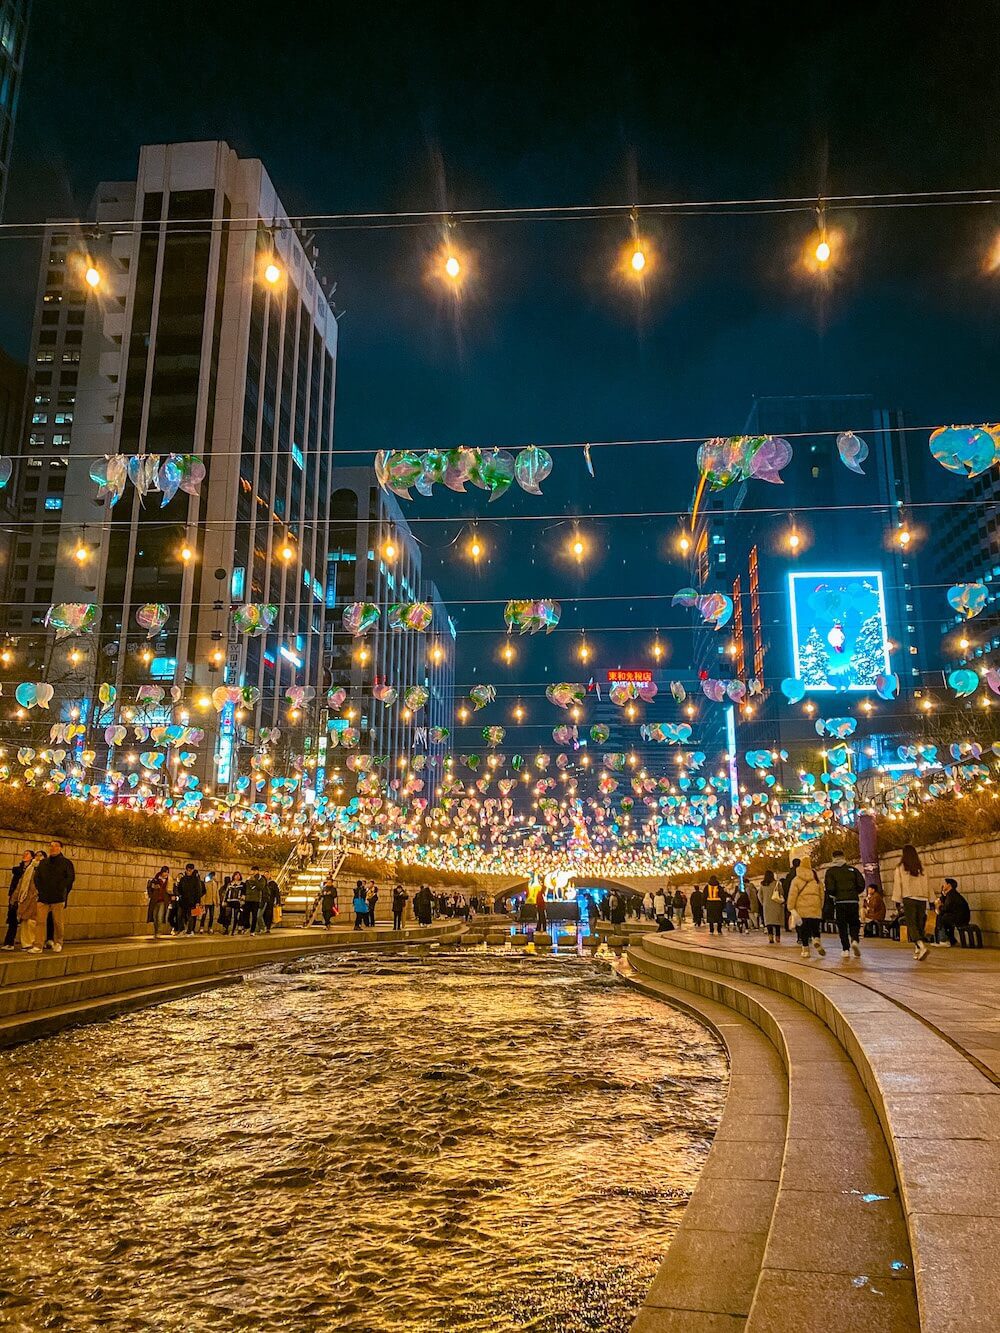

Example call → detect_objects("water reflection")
0 951 726 1332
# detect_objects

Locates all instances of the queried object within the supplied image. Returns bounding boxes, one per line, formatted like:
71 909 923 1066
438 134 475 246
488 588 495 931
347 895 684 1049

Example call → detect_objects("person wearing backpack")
353 882 369 930
824 848 865 960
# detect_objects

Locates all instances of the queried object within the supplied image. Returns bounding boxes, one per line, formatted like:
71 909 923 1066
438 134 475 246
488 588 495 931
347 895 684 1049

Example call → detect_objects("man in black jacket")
935 878 971 946
824 850 865 960
175 863 204 936
30 840 75 953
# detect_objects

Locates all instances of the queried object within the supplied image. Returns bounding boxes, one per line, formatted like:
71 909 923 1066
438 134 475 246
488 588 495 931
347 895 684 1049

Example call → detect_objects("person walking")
366 882 379 928
242 868 266 934
319 876 338 928
2 851 33 950
671 887 687 924
787 860 827 960
689 884 704 928
642 891 654 921
825 848 865 960
14 851 40 950
200 872 219 933
223 873 244 934
261 876 280 933
295 834 312 870
146 865 171 939
934 877 970 946
761 869 785 943
734 884 751 932
392 883 406 931
174 863 204 936
892 844 930 961
704 878 724 936
30 840 74 953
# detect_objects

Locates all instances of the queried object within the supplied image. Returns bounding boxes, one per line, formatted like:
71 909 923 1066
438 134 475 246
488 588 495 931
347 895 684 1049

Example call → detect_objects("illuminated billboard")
787 570 890 692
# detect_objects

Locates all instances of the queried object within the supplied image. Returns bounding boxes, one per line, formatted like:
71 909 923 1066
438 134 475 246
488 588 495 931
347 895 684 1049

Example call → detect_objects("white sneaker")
842 950 851 960
51 942 62 953
916 942 929 961
851 942 861 957
27 946 41 953
0 945 13 951
913 945 921 959
800 946 810 959
815 943 826 957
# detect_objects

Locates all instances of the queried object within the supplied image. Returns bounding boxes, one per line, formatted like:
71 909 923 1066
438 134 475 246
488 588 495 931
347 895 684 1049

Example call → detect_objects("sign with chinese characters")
607 669 653 683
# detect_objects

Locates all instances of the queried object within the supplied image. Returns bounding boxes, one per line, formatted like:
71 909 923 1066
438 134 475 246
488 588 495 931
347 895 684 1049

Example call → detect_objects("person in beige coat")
892 843 930 961
786 861 827 960
15 852 40 950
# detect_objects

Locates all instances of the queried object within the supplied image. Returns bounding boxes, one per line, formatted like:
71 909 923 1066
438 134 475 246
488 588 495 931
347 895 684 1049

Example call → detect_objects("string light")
73 536 90 563
578 635 591 664
279 538 296 563
179 543 194 563
468 530 484 562
382 535 398 562
677 531 691 555
444 255 461 280
651 634 664 661
501 641 515 665
897 524 912 547
264 259 282 285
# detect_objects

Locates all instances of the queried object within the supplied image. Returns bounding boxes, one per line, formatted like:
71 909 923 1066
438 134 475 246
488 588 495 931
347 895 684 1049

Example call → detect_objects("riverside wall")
878 835 1000 946
0 827 259 941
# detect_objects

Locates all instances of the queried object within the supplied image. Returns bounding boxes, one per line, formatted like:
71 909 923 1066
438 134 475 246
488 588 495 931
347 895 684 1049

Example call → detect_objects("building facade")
7 141 339 788
0 0 29 220
326 466 455 780
688 395 927 773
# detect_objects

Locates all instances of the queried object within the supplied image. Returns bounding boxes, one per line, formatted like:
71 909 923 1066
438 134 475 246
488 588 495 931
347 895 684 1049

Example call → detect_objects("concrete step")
627 943 919 1331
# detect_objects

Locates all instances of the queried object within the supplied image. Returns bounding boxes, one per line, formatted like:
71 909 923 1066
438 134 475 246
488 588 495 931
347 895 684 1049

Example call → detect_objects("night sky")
4 1 1000 724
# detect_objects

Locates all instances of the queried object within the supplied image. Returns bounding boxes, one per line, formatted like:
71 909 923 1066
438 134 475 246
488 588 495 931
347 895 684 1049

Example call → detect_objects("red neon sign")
606 669 653 683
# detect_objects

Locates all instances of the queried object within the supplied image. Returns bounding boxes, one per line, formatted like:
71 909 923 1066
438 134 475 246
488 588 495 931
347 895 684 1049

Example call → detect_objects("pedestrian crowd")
1 840 75 953
663 843 972 964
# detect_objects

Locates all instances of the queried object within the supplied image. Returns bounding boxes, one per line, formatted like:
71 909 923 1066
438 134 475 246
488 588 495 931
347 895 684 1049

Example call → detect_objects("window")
31 413 47 425
34 372 52 385
41 310 59 326
42 291 62 304
61 350 80 364
43 498 62 511
28 433 45 448
54 412 72 425
35 351 53 364
33 394 50 406
52 434 70 447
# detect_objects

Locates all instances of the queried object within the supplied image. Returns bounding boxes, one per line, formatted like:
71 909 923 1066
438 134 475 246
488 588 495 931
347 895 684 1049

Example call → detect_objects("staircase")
279 843 346 923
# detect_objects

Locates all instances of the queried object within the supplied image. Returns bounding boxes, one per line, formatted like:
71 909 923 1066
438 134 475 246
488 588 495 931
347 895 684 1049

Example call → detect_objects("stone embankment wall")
0 827 258 941
878 836 1000 946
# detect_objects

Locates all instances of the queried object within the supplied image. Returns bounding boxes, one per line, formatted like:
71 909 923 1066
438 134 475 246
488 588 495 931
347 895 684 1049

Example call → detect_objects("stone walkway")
660 923 1000 1081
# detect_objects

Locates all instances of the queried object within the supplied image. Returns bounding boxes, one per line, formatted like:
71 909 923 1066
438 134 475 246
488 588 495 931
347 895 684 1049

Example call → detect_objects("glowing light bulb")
73 541 89 563
678 534 691 554
652 638 663 661
815 238 831 265
180 545 193 563
572 539 584 559
631 248 646 272
444 255 461 280
280 541 295 562
960 637 970 651
431 644 443 664
897 526 911 547
578 641 591 664
357 646 369 665
84 266 101 289
788 530 800 551
383 538 397 561
502 643 514 664
264 261 281 285
469 537 482 560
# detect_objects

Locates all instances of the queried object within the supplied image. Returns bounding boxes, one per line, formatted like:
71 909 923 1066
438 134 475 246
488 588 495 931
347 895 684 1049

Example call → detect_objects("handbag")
771 888 783 903
273 904 282 924
788 909 802 928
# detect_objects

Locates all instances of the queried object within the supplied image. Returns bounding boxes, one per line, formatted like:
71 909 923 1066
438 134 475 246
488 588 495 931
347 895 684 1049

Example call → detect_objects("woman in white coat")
786 860 827 960
892 843 930 961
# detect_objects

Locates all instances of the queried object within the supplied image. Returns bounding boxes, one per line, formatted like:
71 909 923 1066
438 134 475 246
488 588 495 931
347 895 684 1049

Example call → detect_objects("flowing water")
0 950 727 1332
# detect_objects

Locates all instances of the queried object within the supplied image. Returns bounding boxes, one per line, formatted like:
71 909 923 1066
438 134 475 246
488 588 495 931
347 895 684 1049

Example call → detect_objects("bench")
957 922 984 948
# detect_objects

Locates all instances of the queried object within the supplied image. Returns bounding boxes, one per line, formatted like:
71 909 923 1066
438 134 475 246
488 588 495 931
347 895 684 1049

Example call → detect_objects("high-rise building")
0 0 30 220
8 141 339 786
327 466 455 776
688 395 927 770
